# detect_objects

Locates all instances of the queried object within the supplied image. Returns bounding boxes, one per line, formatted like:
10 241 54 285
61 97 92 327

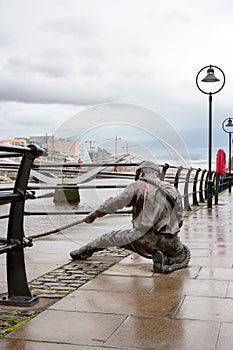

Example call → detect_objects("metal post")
229 132 232 192
207 93 213 208
221 118 233 192
196 65 225 208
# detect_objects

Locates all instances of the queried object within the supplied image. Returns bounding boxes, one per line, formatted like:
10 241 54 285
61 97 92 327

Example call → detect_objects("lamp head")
201 66 220 82
226 118 233 127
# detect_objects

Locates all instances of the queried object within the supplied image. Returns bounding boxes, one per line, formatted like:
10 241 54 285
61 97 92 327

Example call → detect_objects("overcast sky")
1 0 233 163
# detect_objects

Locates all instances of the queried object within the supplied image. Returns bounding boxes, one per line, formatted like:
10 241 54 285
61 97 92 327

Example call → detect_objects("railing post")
192 168 201 206
204 170 215 204
184 168 193 211
0 144 44 306
199 169 207 203
204 170 210 200
174 166 183 189
211 171 215 204
223 174 229 191
214 173 219 205
160 163 169 180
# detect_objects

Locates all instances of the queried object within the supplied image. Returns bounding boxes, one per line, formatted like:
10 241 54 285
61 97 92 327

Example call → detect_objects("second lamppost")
196 65 225 208
222 117 233 192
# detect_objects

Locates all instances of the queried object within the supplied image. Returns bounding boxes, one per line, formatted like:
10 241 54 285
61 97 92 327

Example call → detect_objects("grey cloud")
0 49 157 105
41 17 101 40
5 56 72 78
75 44 107 61
8 114 47 127
31 61 73 79
79 63 104 78
0 73 119 105
5 54 75 79
122 45 150 58
113 64 152 80
0 101 81 139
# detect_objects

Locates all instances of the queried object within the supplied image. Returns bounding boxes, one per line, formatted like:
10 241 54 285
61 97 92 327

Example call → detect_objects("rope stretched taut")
28 217 86 240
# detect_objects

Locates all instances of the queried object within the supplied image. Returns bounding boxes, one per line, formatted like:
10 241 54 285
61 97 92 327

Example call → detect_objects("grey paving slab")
102 263 154 276
105 316 220 350
165 266 200 279
26 263 64 281
49 288 183 317
176 295 233 322
197 267 233 281
216 323 233 350
226 281 233 297
149 276 228 297
102 252 154 276
189 256 233 268
7 310 126 346
0 339 114 350
0 340 85 350
80 273 157 293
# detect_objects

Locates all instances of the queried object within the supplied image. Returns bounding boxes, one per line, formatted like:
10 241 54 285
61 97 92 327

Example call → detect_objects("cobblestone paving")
0 248 130 338
0 310 37 337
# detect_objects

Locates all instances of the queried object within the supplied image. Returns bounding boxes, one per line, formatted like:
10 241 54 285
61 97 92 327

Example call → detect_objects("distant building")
0 135 113 164
88 146 112 163
29 135 53 148
0 138 29 147
46 139 80 162
29 135 80 162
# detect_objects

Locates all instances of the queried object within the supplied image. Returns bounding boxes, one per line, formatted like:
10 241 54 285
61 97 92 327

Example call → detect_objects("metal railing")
0 144 45 306
0 144 231 306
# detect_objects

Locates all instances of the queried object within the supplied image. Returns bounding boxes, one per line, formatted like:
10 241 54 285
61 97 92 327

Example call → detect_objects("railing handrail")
0 143 40 155
1 158 230 209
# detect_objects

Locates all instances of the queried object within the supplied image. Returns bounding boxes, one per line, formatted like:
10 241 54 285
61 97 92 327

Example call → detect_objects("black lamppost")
196 65 225 208
222 117 233 192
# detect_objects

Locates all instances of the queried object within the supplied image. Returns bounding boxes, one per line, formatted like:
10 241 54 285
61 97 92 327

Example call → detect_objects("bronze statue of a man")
70 161 191 273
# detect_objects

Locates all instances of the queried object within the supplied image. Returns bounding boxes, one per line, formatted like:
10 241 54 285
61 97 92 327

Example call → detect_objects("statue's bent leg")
70 228 143 260
122 231 191 274
121 230 161 258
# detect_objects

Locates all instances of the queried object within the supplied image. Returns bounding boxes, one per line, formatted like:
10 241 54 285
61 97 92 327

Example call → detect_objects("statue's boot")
152 244 191 273
70 245 103 260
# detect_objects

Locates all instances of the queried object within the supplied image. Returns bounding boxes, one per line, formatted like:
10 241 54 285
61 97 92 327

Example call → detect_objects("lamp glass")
201 67 220 83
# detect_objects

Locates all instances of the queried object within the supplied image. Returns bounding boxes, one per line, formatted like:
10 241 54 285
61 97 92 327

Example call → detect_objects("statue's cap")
136 161 160 174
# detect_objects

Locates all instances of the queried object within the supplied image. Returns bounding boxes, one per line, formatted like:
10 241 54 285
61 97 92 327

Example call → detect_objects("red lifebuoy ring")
216 149 226 175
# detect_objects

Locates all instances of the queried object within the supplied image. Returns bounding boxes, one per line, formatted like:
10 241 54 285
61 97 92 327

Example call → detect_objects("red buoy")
216 149 226 175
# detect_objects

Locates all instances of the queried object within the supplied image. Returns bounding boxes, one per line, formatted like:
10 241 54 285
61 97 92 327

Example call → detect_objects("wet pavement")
1 191 233 349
